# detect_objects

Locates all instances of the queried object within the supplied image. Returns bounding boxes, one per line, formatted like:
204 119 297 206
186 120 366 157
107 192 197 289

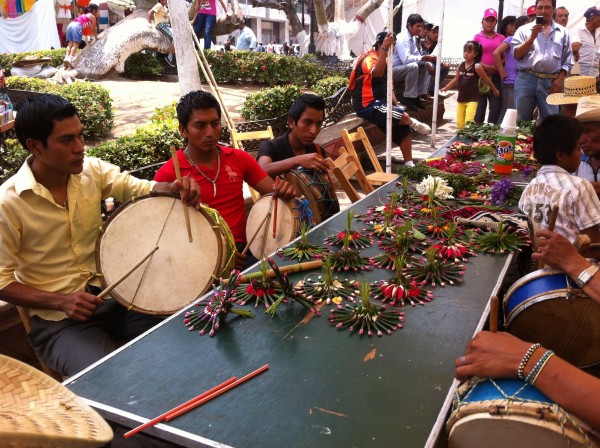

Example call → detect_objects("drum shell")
447 378 598 448
503 268 600 368
284 168 339 224
96 193 235 315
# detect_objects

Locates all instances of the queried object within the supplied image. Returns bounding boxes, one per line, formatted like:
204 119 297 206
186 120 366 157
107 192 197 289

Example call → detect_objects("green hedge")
240 84 302 121
124 52 164 79
203 51 328 86
0 139 28 184
0 49 67 73
6 76 114 139
87 105 183 178
313 76 348 98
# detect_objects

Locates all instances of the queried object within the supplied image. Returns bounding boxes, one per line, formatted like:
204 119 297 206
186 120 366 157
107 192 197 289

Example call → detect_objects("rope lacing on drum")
294 197 313 226
452 378 593 448
296 167 339 218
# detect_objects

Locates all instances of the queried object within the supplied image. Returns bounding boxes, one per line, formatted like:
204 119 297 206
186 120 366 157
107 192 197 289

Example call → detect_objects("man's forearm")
0 282 63 310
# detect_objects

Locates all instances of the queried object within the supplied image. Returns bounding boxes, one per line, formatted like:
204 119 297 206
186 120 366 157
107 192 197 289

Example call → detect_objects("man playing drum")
154 90 296 269
257 94 329 177
0 94 201 377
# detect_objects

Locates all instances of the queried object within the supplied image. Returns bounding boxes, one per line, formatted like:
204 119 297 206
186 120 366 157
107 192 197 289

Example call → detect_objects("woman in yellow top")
147 0 175 66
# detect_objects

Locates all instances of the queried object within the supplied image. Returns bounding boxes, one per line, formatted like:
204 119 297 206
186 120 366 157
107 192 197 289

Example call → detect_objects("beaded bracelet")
517 343 541 380
530 351 555 385
525 350 554 385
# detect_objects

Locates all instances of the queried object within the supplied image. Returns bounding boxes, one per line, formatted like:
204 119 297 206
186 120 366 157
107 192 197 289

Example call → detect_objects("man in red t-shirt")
155 90 295 269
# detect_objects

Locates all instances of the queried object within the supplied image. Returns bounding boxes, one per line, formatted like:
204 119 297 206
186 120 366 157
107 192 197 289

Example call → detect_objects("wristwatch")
575 264 600 288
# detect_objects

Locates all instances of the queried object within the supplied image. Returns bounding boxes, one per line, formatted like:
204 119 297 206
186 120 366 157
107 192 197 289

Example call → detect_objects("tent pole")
385 0 394 173
430 0 445 148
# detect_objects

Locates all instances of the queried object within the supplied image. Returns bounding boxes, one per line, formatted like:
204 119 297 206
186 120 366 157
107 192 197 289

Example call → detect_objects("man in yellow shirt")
0 94 200 376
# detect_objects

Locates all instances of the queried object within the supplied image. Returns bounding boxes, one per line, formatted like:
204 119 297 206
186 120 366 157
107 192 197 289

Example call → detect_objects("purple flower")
491 178 515 206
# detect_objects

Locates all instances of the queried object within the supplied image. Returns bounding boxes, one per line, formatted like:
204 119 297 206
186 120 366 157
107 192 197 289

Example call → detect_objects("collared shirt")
154 145 268 243
236 26 257 51
518 165 600 242
474 31 505 66
577 26 600 77
574 158 600 183
0 157 155 321
511 20 573 74
393 28 422 67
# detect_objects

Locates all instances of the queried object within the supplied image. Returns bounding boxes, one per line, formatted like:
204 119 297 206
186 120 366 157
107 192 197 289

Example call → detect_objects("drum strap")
295 198 313 225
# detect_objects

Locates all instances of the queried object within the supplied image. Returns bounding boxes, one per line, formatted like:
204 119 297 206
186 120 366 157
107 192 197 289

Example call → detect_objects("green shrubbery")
124 52 164 79
0 49 67 73
6 76 114 139
0 139 28 184
240 84 302 121
313 76 348 98
87 104 183 178
203 51 327 86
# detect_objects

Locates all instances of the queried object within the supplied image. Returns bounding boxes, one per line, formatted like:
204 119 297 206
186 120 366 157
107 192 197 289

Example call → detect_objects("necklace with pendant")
183 148 220 197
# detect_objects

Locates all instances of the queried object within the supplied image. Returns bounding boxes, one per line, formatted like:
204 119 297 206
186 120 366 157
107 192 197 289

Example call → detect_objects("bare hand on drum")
60 291 104 321
454 331 531 381
234 251 248 271
273 179 296 200
296 153 329 173
532 229 589 277
167 177 202 208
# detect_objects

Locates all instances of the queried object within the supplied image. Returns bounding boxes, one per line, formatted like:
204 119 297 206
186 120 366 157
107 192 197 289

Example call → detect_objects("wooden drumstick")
242 210 271 255
97 246 159 300
272 177 280 238
538 205 559 269
489 296 499 333
170 146 193 243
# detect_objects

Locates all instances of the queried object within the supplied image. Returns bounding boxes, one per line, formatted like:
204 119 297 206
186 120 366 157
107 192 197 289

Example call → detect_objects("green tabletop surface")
65 179 511 448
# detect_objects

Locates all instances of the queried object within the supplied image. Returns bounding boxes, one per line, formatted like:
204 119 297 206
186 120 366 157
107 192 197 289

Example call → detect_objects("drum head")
96 194 223 315
246 196 297 259
284 168 339 224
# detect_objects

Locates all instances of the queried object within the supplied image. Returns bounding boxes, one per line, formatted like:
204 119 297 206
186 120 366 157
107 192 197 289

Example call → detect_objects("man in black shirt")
257 94 329 177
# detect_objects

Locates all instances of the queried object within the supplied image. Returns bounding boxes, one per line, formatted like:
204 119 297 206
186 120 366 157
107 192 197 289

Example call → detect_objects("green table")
65 179 511 448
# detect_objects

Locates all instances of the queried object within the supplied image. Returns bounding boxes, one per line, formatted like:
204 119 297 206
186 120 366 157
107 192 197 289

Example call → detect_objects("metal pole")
308 0 316 54
430 0 445 148
385 0 394 173
497 0 504 31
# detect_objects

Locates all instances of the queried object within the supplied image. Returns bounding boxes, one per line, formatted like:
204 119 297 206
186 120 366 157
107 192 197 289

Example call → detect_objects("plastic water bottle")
494 109 517 175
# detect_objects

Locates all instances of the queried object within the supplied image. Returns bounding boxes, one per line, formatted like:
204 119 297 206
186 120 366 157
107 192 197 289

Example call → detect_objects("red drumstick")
123 376 237 438
272 177 280 238
165 364 269 421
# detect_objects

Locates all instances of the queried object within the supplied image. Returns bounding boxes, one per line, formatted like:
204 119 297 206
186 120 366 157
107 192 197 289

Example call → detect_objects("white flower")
415 175 454 199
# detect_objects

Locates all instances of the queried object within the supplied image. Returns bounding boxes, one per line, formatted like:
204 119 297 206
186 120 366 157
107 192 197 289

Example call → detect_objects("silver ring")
461 356 467 366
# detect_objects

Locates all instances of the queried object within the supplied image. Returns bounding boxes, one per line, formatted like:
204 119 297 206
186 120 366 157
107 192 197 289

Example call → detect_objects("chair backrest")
326 147 374 203
230 126 273 203
16 306 62 381
230 126 274 151
341 127 384 174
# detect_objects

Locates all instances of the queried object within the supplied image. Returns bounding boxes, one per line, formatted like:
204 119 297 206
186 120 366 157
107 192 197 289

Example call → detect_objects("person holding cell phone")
511 0 573 121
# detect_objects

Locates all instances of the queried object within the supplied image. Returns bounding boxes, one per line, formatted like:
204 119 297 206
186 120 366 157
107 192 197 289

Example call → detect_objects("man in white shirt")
572 7 600 78
236 20 257 51
392 14 437 111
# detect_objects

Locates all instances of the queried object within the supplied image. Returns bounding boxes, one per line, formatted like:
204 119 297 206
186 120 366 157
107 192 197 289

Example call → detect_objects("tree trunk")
169 0 201 95
250 0 303 36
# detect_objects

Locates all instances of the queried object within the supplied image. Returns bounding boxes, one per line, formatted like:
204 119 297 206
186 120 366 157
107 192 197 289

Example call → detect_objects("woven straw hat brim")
0 355 113 448
547 76 598 105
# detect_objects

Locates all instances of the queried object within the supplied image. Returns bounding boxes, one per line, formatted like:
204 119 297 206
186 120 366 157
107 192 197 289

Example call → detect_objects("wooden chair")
341 127 398 187
230 126 274 203
16 306 62 381
326 147 374 203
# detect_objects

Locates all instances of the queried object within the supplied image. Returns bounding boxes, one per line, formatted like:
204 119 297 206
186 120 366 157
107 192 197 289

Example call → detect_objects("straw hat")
575 95 600 122
547 76 598 105
0 355 113 447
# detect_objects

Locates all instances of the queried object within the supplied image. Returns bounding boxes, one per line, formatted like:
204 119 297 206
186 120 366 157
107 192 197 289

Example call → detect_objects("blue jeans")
498 83 515 125
475 74 502 124
193 13 216 49
515 70 558 121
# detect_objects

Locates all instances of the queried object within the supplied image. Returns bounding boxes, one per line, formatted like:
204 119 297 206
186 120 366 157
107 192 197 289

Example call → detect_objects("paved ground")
96 72 459 160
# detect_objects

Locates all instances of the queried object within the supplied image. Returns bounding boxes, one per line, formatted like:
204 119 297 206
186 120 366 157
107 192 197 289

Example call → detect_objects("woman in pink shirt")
192 0 228 49
474 8 505 124
64 4 98 66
